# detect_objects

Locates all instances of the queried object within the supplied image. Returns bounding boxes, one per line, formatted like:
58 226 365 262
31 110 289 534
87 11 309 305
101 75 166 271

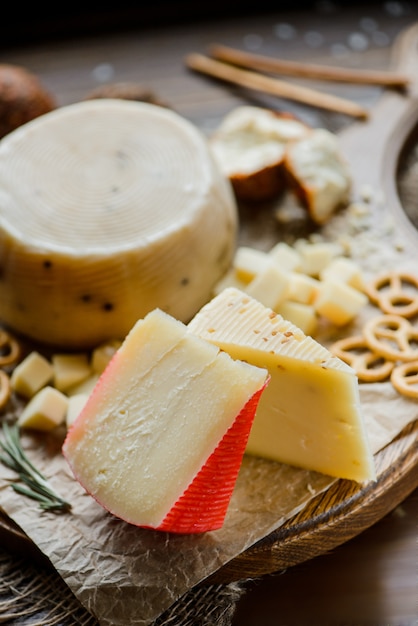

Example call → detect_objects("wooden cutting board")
1 22 418 585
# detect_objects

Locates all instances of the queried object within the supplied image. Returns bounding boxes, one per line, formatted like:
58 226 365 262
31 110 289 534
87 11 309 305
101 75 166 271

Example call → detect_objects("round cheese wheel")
0 100 238 348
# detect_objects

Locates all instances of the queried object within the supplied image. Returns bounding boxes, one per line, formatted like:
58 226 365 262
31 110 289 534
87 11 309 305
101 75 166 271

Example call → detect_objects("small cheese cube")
314 279 368 325
91 340 122 374
66 393 89 429
233 246 270 283
52 353 92 392
268 242 302 272
296 241 342 276
212 268 247 296
246 262 290 309
67 374 100 397
287 272 321 305
277 300 318 336
320 257 366 292
10 351 54 398
18 386 68 431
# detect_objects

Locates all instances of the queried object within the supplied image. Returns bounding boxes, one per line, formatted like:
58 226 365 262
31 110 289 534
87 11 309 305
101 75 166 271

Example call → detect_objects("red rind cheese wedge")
62 308 268 533
157 383 267 533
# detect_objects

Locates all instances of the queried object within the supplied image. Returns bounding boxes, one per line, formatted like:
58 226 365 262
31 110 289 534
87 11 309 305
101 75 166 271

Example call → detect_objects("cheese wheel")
0 99 237 348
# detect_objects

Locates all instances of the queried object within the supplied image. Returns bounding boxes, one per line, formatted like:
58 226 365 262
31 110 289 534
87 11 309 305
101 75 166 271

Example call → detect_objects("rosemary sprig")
0 422 71 513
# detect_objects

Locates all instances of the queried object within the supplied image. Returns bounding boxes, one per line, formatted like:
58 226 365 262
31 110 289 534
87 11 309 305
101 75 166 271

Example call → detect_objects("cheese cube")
277 300 317 336
320 257 366 292
52 353 92 392
10 351 54 398
314 279 368 326
287 272 321 305
296 241 342 276
63 308 268 533
91 340 122 374
67 374 100 397
18 386 68 431
245 262 290 309
189 288 375 483
66 393 89 429
233 246 270 283
212 268 247 296
268 242 302 272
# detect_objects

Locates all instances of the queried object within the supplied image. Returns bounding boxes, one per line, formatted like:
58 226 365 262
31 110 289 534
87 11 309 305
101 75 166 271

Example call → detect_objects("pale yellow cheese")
66 393 89 429
268 241 302 272
295 240 342 276
10 351 54 398
233 247 270 283
66 373 100 397
287 272 321 305
52 353 92 393
245 262 290 309
18 386 68 431
314 279 367 326
319 256 366 291
63 308 268 527
91 340 122 374
0 100 237 349
276 300 317 336
188 287 375 482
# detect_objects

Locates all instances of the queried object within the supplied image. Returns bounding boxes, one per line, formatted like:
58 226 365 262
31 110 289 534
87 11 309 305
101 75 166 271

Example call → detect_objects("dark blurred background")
2 1 395 48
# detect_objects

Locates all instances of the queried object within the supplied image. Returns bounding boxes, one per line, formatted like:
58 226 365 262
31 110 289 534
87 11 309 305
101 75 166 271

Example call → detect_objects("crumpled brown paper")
0 184 417 626
0 379 416 626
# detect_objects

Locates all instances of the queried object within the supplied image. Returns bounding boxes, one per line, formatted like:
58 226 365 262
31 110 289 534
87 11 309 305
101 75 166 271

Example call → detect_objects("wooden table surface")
1 3 417 625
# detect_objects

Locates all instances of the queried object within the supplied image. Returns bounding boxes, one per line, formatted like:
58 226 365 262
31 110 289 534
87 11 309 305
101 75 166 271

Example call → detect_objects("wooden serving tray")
1 22 418 585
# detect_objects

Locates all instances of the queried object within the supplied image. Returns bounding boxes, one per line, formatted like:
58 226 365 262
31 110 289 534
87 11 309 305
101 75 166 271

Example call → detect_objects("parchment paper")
0 191 417 626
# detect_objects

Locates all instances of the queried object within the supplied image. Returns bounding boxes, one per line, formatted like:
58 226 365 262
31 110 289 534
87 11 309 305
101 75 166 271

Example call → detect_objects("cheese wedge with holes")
63 308 268 533
188 288 375 483
0 99 237 349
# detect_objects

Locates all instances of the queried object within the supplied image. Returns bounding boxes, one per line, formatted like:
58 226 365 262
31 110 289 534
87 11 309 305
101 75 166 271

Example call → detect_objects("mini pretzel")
363 314 418 362
0 370 11 409
366 270 418 318
330 335 394 382
391 361 418 399
0 330 21 366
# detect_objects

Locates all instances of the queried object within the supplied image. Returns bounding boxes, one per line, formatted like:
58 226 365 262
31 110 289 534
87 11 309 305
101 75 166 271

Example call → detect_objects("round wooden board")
1 21 418 586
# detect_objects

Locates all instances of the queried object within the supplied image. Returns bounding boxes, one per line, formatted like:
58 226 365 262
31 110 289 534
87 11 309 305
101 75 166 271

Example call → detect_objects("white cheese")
188 287 375 483
284 128 351 224
63 308 268 530
0 100 237 348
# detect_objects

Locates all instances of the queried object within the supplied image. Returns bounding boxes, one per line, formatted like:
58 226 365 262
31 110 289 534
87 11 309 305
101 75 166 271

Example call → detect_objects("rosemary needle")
0 422 71 513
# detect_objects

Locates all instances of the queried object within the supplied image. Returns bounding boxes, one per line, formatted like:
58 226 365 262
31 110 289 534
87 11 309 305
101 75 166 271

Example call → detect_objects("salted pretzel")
366 270 418 318
391 361 418 399
363 314 418 362
0 329 21 367
330 334 394 382
0 370 11 409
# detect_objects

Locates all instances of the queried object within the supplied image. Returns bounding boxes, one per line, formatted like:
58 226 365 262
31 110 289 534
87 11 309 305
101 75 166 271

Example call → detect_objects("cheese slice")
0 99 237 349
62 308 268 532
188 287 375 483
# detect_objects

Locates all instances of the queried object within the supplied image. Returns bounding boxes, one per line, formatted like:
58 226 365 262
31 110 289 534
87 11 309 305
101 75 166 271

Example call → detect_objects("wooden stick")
185 53 369 119
209 44 410 88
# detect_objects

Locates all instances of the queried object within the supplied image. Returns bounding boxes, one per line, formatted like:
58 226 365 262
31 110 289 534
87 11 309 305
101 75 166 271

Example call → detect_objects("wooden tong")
185 44 410 120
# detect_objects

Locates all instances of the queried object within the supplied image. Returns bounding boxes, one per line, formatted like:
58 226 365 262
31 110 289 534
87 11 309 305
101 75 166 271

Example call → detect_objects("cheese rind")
63 308 268 531
188 288 375 483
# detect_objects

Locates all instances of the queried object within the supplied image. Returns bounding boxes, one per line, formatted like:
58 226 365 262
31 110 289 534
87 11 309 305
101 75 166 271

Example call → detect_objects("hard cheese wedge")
188 288 375 483
62 308 268 533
